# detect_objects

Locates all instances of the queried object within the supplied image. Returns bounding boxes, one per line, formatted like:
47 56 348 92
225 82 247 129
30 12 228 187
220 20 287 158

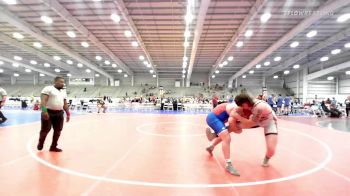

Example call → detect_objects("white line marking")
27 126 333 188
213 155 240 195
81 138 145 195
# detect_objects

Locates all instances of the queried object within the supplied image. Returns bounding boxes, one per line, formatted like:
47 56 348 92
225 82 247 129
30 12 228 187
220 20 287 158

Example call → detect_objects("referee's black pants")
38 109 64 148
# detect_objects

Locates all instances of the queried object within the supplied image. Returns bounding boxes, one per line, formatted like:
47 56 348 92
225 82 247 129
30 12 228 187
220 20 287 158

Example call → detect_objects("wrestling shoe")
225 162 240 176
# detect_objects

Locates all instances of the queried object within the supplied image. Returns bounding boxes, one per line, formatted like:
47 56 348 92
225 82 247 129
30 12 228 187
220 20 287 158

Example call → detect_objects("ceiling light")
228 56 234 61
293 64 300 69
112 63 117 68
236 41 243 47
30 60 37 65
12 32 24 39
124 74 128 78
182 75 186 78
143 61 148 65
95 74 100 77
95 56 102 61
53 56 61 61
124 30 132 37
249 70 254 74
139 55 145 60
185 13 193 24
13 73 19 77
345 71 350 75
81 42 89 48
146 64 151 68
264 61 270 66
104 60 110 65
273 75 279 79
54 68 60 73
284 70 290 75
12 63 19 67
66 31 76 38
150 70 154 74
345 43 350 48
331 49 341 55
242 75 247 78
306 30 317 38
0 61 3 65
40 16 53 24
184 42 189 47
274 56 281 61
14 56 22 61
223 61 228 66
182 64 186 69
66 60 73 65
3 0 17 5
183 56 188 62
337 13 350 23
40 73 45 77
33 42 42 48
153 75 156 78
256 64 261 69
111 14 121 23
44 63 50 67
219 64 223 68
290 41 299 48
215 70 220 74
320 56 329 62
182 70 186 74
77 63 83 68
67 73 72 77
85 69 91 73
212 75 215 78
184 31 191 38
131 41 139 47
117 69 122 73
260 13 271 23
244 30 253 37
0 69 3 73
327 76 334 80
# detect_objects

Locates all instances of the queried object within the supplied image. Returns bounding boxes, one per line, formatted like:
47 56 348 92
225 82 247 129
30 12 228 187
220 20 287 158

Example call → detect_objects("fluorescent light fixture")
0 61 3 65
12 63 19 67
256 64 261 69
273 75 279 79
264 61 270 66
53 56 61 61
85 69 91 73
219 64 223 68
150 70 154 74
111 14 121 23
290 41 299 48
139 55 145 60
124 74 128 78
44 63 50 67
331 49 341 55
25 68 31 73
81 42 89 48
320 56 329 62
337 13 350 23
3 0 17 5
146 64 151 68
153 75 156 78
67 73 72 77
345 71 350 75
260 13 271 23
284 70 290 75
14 56 22 61
124 30 132 37
244 30 253 37
95 74 100 77
242 75 247 78
0 69 3 73
12 32 24 39
66 31 76 38
249 70 254 74
112 63 117 68
33 42 42 48
39 73 45 77
215 70 219 74
184 31 191 38
66 60 73 65
183 56 188 62
77 63 83 68
131 41 138 47
293 64 300 69
182 70 186 74
143 61 148 65
30 60 37 65
104 60 110 65
184 42 189 47
306 30 317 38
228 56 234 61
274 56 281 61
185 13 193 24
13 73 19 77
212 75 215 78
95 56 102 61
41 16 53 24
117 69 122 73
345 42 350 48
223 61 228 66
236 41 243 47
327 76 334 80
182 75 186 78
54 68 60 73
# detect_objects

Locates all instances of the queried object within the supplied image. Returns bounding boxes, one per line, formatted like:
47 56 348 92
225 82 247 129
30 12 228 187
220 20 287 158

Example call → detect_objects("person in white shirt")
37 77 70 152
0 87 7 124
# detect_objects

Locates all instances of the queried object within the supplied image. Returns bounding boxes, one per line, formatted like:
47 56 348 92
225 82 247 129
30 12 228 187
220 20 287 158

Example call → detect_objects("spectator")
284 96 291 115
345 96 350 117
276 94 283 115
331 97 337 105
267 95 275 109
212 94 218 108
0 86 7 124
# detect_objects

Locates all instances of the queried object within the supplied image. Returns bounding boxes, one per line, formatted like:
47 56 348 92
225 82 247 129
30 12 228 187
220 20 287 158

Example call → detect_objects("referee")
0 86 7 124
37 76 70 152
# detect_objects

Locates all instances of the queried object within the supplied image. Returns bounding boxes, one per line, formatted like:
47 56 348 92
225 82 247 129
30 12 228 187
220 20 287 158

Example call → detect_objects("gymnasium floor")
0 111 350 196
